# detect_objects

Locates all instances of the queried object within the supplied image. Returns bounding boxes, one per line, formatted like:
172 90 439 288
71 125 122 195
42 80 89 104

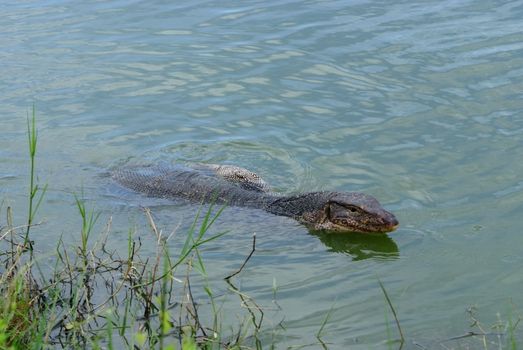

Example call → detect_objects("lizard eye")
328 203 363 220
328 203 354 218
348 206 360 213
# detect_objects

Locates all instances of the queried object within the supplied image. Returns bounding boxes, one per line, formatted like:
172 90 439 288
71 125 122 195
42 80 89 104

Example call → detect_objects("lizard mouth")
316 220 398 234
382 213 399 232
322 213 399 234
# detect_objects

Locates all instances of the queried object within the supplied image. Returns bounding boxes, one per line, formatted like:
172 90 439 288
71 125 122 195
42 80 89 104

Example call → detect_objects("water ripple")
2 0 523 347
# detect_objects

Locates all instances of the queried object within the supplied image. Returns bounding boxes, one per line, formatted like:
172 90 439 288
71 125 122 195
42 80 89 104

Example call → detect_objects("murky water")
2 0 523 348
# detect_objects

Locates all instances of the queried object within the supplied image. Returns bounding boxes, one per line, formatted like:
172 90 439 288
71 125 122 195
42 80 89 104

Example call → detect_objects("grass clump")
0 109 268 349
0 200 240 349
0 262 40 349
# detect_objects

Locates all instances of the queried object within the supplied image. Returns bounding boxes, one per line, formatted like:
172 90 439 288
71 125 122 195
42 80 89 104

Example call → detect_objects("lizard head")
302 192 399 233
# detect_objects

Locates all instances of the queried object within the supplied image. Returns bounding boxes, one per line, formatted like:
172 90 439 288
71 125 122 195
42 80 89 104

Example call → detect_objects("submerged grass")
378 278 404 349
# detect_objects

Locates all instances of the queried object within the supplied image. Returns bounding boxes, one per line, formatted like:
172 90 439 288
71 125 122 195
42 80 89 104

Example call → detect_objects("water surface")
2 0 523 348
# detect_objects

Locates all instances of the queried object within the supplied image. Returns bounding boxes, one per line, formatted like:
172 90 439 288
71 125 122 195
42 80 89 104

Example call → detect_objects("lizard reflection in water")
311 231 399 260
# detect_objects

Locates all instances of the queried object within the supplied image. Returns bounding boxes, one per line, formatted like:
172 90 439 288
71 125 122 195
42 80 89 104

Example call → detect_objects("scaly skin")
112 164 398 234
265 191 398 233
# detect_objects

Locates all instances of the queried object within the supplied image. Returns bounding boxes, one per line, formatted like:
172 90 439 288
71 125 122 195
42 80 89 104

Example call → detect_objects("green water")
2 0 523 348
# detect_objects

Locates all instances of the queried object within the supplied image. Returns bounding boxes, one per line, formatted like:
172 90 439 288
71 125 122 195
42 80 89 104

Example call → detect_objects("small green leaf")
135 331 147 346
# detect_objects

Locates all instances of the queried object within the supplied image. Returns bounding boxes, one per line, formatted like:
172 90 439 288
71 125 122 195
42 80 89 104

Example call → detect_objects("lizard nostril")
385 215 399 228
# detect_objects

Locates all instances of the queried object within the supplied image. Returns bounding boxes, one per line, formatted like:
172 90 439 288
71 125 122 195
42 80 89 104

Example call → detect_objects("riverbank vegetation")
1 109 258 349
0 109 519 349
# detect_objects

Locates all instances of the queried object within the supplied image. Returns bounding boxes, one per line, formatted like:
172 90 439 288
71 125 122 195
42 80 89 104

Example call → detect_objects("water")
2 0 523 348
